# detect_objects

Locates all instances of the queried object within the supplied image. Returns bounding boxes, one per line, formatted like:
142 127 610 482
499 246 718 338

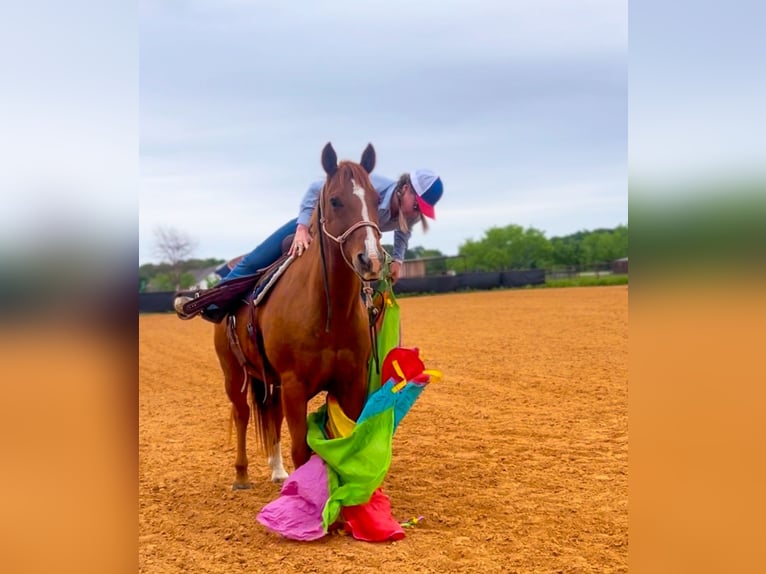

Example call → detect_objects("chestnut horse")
213 143 386 488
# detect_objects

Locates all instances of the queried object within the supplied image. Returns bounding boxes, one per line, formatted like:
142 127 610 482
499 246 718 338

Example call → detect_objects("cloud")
139 0 628 263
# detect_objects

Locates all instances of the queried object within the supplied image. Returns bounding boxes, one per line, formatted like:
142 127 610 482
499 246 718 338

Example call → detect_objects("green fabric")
305 278 403 530
307 406 395 529
367 279 401 395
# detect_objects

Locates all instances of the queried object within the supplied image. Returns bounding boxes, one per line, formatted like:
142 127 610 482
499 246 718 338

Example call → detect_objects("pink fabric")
341 489 406 542
256 454 329 541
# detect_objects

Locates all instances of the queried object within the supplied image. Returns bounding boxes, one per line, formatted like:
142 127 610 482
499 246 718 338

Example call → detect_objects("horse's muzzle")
356 251 382 280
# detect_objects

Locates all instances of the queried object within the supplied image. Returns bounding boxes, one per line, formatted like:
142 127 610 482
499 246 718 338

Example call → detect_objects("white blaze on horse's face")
351 178 382 272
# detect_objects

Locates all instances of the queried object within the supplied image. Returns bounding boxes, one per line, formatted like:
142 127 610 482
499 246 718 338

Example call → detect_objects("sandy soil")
139 286 627 573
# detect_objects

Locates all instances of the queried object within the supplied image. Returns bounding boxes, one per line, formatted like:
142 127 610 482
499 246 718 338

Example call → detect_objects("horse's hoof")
271 470 289 484
232 482 252 491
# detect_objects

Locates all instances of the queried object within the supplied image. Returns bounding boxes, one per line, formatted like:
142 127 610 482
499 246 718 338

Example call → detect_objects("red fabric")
341 489 406 542
381 348 426 386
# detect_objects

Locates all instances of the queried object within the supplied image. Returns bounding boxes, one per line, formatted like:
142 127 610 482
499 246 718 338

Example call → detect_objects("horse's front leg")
336 353 368 423
226 372 252 490
281 374 311 469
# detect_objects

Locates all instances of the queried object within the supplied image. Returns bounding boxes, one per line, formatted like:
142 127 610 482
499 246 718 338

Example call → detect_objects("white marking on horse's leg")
268 441 289 483
352 179 380 260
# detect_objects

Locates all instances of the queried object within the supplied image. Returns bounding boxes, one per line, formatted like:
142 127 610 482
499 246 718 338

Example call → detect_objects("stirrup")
200 307 229 324
174 295 196 320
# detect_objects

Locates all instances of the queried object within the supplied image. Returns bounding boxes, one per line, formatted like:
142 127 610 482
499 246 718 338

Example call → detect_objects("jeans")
221 218 298 283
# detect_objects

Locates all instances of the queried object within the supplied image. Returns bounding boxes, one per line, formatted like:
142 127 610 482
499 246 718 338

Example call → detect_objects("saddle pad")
250 253 295 308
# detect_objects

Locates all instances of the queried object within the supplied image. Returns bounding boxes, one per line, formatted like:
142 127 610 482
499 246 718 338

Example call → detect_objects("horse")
213 143 386 489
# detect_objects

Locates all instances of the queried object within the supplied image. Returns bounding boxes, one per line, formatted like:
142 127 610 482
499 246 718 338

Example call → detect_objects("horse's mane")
331 161 371 194
308 162 372 234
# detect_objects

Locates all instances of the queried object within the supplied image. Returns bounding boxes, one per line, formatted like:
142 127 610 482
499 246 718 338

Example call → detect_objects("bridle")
318 182 382 278
316 178 382 280
316 179 385 372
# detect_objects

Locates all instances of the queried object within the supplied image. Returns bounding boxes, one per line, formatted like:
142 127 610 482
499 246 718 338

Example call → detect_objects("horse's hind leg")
268 400 287 483
252 377 288 483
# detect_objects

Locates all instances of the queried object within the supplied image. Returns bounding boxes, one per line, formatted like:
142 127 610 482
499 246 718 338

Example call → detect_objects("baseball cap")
409 169 443 219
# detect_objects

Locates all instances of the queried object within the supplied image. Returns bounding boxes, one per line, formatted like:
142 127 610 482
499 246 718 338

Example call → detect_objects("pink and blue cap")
409 169 443 219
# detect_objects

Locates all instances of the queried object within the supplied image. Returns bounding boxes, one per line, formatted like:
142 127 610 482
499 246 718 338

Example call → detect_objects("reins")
316 184 333 332
315 180 383 373
364 282 381 374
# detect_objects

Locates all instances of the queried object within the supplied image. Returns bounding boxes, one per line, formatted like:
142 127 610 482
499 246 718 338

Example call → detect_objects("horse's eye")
330 197 342 208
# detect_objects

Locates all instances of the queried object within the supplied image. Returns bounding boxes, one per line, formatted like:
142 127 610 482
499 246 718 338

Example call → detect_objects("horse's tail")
249 374 280 456
250 326 281 456
223 364 278 456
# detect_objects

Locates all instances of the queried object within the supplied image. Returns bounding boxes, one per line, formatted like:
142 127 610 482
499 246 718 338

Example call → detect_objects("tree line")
390 224 627 274
139 257 224 292
141 223 627 291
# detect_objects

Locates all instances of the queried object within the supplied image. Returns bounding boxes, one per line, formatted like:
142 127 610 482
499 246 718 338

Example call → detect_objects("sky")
2 1 762 267
139 0 628 265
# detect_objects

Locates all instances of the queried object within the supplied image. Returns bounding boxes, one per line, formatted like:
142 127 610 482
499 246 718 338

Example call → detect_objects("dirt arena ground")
139 286 627 573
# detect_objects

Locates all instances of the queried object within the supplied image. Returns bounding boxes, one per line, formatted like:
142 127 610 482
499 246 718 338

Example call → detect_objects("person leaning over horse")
174 167 444 320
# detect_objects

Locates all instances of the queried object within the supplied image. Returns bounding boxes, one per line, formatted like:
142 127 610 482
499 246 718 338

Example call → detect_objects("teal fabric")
392 382 426 430
357 380 425 431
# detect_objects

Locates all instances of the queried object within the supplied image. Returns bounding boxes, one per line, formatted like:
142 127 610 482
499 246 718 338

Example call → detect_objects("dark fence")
393 269 544 295
545 262 618 280
500 270 545 288
139 269 545 313
139 291 175 314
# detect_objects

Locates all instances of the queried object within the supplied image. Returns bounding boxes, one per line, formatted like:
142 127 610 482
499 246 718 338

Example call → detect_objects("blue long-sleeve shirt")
296 173 412 262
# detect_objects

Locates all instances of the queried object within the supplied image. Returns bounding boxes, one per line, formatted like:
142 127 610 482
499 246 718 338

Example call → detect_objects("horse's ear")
360 143 375 174
322 142 337 176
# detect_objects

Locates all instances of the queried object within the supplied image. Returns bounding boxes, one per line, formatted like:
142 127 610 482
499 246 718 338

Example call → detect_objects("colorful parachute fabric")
254 453 328 541
257 283 441 542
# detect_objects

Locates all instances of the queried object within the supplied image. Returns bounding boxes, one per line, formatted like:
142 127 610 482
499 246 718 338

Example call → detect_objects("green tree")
550 225 628 268
550 233 585 267
150 273 175 292
153 226 196 290
150 271 197 291
457 225 552 271
140 258 226 291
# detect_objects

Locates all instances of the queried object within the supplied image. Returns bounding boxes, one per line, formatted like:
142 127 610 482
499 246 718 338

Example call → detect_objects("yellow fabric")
326 395 356 439
423 369 444 384
392 360 406 382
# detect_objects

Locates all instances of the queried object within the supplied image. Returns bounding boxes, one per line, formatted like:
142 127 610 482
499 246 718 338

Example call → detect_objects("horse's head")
318 143 385 281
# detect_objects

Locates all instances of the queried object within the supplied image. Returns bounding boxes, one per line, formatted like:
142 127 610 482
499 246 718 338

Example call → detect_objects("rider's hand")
388 260 402 284
289 224 312 257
